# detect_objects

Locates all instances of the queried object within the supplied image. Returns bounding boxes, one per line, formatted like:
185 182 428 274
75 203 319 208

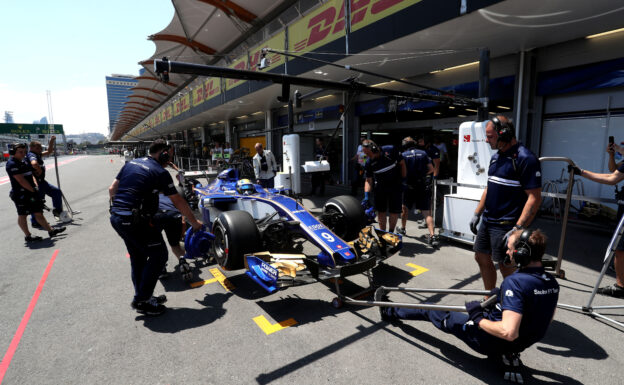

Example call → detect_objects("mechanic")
154 193 192 281
211 141 224 166
470 116 542 292
396 137 438 246
109 139 202 316
362 139 407 233
253 143 277 189
6 143 66 242
379 228 559 379
27 137 64 226
418 134 441 180
350 137 367 196
310 137 327 196
569 160 624 298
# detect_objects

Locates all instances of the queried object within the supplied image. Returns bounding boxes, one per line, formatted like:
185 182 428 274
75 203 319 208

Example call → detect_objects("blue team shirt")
483 143 541 223
111 157 178 216
158 193 178 212
6 157 35 193
424 145 440 161
496 267 559 352
365 145 403 189
26 151 45 181
402 147 431 184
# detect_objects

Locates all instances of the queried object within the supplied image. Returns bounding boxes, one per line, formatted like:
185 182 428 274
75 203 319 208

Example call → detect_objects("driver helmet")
236 179 255 195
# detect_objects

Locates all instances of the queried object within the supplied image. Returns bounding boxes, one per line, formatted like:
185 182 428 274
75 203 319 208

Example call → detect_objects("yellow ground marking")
189 278 218 288
209 267 235 291
406 263 429 276
253 315 297 335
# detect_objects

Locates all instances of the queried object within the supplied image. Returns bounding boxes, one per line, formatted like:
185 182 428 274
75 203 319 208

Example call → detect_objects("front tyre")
322 195 367 240
212 210 260 270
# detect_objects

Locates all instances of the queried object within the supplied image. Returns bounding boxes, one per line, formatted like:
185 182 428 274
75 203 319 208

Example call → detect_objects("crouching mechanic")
154 193 192 281
362 139 407 233
7 143 66 242
109 139 202 316
379 229 559 381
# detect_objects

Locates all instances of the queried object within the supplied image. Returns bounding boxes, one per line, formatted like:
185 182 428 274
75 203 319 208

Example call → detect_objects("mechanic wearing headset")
109 139 202 316
396 137 437 246
469 116 542 292
378 229 559 381
6 143 66 242
362 139 407 233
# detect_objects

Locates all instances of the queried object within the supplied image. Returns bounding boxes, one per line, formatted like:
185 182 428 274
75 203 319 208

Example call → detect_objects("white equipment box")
274 172 291 190
441 121 496 244
301 160 330 173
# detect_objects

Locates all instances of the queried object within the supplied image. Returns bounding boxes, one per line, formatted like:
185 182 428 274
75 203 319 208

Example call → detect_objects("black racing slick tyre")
323 195 367 241
212 210 260 270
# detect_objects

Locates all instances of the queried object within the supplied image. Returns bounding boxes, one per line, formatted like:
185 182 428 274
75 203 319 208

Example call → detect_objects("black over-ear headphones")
158 149 170 164
364 140 379 153
491 116 514 143
512 229 534 267
8 143 25 156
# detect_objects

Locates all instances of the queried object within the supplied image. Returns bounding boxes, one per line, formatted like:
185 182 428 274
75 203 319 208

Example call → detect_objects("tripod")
558 210 624 329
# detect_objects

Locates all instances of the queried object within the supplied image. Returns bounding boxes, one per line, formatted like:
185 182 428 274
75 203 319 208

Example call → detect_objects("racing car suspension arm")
344 287 497 312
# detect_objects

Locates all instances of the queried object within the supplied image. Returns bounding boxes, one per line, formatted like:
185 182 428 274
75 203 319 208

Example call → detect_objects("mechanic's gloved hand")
502 227 517 248
469 213 481 235
363 191 370 203
465 300 484 325
568 164 582 176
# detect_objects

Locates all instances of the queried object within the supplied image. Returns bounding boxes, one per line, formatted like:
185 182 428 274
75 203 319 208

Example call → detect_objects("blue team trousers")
390 307 510 356
110 214 168 302
30 180 62 224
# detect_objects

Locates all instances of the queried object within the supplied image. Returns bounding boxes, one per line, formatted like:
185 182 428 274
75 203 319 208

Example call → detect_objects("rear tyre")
212 210 260 270
323 195 367 240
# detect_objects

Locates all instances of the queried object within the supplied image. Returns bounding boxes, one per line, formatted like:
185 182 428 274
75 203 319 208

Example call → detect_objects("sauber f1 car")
186 168 402 304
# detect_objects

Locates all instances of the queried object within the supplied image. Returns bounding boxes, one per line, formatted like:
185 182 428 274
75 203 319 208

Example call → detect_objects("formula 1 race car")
187 168 402 303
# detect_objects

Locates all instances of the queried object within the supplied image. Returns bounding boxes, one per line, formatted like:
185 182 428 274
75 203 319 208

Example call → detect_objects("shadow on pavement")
537 320 608 359
138 292 232 333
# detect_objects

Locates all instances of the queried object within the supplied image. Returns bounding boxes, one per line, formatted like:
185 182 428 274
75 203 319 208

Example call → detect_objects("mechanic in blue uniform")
469 116 542 292
418 134 440 180
362 139 407 233
379 228 559 380
27 136 63 227
6 143 66 242
569 157 624 298
154 193 192 281
397 137 438 246
109 139 202 316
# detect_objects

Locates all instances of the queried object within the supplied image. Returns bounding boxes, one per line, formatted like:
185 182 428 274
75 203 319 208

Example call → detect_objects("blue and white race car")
188 168 402 296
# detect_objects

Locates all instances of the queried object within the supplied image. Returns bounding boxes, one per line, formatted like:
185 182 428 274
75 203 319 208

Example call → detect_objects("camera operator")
6 143 66 242
109 139 202 316
569 156 624 298
379 229 559 379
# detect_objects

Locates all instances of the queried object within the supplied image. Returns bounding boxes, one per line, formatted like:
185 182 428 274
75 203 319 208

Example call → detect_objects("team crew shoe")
48 227 66 237
597 283 624 298
375 287 398 324
25 235 43 243
428 234 440 248
132 296 167 315
178 259 193 281
395 226 406 236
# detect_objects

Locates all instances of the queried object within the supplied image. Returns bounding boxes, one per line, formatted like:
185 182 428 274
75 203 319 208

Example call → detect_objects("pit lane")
0 155 622 384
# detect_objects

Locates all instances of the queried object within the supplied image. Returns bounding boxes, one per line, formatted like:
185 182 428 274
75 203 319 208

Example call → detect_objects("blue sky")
0 0 174 135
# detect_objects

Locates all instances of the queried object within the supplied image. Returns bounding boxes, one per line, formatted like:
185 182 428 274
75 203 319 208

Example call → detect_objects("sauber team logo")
464 135 471 142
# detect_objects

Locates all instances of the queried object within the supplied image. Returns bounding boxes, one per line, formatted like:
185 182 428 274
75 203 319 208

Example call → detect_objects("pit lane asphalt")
0 155 622 384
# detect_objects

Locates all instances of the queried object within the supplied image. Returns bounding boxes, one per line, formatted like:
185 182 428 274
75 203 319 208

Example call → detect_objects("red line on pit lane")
0 249 59 384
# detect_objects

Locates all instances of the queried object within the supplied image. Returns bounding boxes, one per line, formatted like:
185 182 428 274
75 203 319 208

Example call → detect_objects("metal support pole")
478 48 490 121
